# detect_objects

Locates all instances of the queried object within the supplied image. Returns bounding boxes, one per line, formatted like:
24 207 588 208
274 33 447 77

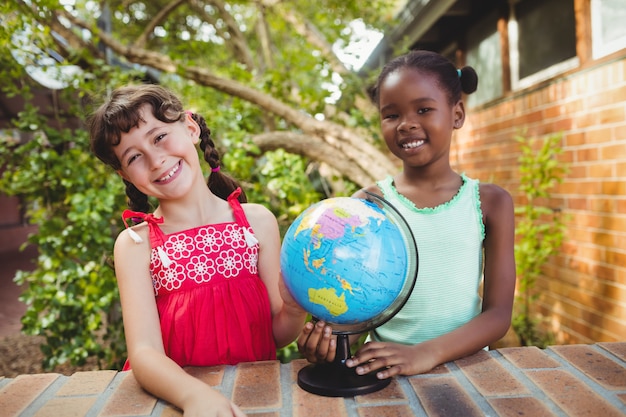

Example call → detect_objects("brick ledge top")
1 342 626 417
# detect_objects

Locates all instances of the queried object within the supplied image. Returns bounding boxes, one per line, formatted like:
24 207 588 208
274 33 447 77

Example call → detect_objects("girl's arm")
114 229 245 417
346 183 516 378
245 204 307 348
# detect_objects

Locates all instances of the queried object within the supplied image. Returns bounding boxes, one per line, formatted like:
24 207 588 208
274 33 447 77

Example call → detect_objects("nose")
397 115 418 131
146 151 165 170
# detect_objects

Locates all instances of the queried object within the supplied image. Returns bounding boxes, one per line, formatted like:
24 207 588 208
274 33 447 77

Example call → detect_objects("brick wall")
451 51 626 345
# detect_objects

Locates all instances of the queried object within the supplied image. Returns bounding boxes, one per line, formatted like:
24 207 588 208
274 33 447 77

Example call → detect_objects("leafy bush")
513 133 568 348
1 125 128 369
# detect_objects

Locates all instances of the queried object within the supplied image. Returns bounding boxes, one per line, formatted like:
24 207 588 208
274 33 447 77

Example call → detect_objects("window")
509 0 578 90
466 11 502 107
591 0 626 59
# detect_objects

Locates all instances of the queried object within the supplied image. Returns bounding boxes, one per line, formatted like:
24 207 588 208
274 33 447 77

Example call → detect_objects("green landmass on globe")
280 197 411 327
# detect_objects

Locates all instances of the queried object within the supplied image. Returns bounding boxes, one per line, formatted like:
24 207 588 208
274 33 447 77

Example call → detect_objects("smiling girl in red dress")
89 84 306 417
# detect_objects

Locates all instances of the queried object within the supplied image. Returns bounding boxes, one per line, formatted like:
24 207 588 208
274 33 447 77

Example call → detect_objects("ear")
117 169 130 182
453 101 466 129
185 113 201 144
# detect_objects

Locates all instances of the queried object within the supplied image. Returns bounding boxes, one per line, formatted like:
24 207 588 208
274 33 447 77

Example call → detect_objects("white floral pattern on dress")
158 262 186 291
216 248 244 278
150 224 258 293
195 227 223 254
244 245 258 275
187 254 216 284
151 250 162 296
165 234 194 260
222 224 246 249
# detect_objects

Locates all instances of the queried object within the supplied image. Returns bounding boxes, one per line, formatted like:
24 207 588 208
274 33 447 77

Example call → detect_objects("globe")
280 193 417 334
280 192 418 397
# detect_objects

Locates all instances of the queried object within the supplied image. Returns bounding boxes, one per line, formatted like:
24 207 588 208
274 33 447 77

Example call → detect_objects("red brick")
601 180 626 195
455 350 528 396
598 342 626 361
499 346 561 369
232 361 281 410
55 370 117 396
245 413 279 417
98 371 157 417
0 373 60 417
290 359 309 378
292 383 347 417
183 365 225 386
160 404 183 417
550 344 626 389
601 143 626 159
428 363 452 374
409 376 483 417
354 378 406 404
357 404 415 417
526 369 624 417
32 397 96 417
488 397 558 417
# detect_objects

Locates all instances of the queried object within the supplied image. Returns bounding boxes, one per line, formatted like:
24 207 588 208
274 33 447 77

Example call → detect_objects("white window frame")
591 0 626 59
508 0 579 91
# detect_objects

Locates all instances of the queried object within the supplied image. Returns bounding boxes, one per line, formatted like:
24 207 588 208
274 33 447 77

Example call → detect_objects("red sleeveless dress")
121 188 276 369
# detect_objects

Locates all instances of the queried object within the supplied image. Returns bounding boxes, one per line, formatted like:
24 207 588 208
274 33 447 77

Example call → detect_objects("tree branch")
254 4 274 71
190 0 256 70
272 4 349 76
251 131 374 187
134 0 188 49
46 3 397 185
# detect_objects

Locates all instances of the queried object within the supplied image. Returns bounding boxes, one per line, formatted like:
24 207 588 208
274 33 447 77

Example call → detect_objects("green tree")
512 133 568 348
0 0 398 369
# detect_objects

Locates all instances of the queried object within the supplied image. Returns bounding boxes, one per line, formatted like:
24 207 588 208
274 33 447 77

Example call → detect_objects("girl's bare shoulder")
241 203 279 231
478 182 514 217
114 223 151 254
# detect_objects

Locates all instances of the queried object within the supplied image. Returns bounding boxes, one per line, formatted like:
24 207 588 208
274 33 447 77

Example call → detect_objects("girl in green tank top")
298 50 516 380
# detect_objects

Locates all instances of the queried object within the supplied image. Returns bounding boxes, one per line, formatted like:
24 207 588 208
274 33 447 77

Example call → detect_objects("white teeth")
402 140 425 149
159 163 179 182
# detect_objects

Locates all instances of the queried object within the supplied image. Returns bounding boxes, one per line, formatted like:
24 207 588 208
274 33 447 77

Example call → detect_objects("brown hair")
88 84 245 212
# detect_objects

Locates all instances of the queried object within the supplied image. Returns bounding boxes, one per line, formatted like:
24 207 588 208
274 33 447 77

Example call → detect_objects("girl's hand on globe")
345 342 437 379
297 320 337 363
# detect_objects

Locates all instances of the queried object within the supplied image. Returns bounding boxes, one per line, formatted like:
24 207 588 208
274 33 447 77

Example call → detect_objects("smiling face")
114 104 202 201
378 67 464 170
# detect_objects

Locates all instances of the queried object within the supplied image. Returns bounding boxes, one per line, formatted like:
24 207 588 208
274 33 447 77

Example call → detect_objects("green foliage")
0 127 128 369
512 133 568 348
0 0 392 369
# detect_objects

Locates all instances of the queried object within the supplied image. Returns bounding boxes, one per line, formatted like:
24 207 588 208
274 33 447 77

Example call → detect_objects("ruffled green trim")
473 178 486 241
377 173 486 240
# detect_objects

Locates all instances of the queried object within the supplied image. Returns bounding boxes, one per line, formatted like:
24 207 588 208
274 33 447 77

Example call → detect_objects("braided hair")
88 84 246 212
192 112 247 202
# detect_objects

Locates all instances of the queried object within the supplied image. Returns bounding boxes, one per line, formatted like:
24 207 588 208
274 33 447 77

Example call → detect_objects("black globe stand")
297 333 391 397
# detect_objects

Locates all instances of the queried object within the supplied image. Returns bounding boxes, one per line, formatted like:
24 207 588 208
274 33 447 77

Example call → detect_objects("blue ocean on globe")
280 197 409 325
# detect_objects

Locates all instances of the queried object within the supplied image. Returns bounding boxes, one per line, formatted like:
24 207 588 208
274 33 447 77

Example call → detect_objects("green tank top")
371 174 486 345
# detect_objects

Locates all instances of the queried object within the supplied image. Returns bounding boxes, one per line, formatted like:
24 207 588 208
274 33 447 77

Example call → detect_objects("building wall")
0 165 37 253
0 192 37 253
452 51 626 344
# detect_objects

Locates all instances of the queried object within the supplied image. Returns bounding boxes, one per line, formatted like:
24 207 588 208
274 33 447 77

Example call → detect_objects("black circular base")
297 362 391 397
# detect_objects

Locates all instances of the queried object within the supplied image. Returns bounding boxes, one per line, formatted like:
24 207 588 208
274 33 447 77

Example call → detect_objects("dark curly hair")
369 50 478 107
